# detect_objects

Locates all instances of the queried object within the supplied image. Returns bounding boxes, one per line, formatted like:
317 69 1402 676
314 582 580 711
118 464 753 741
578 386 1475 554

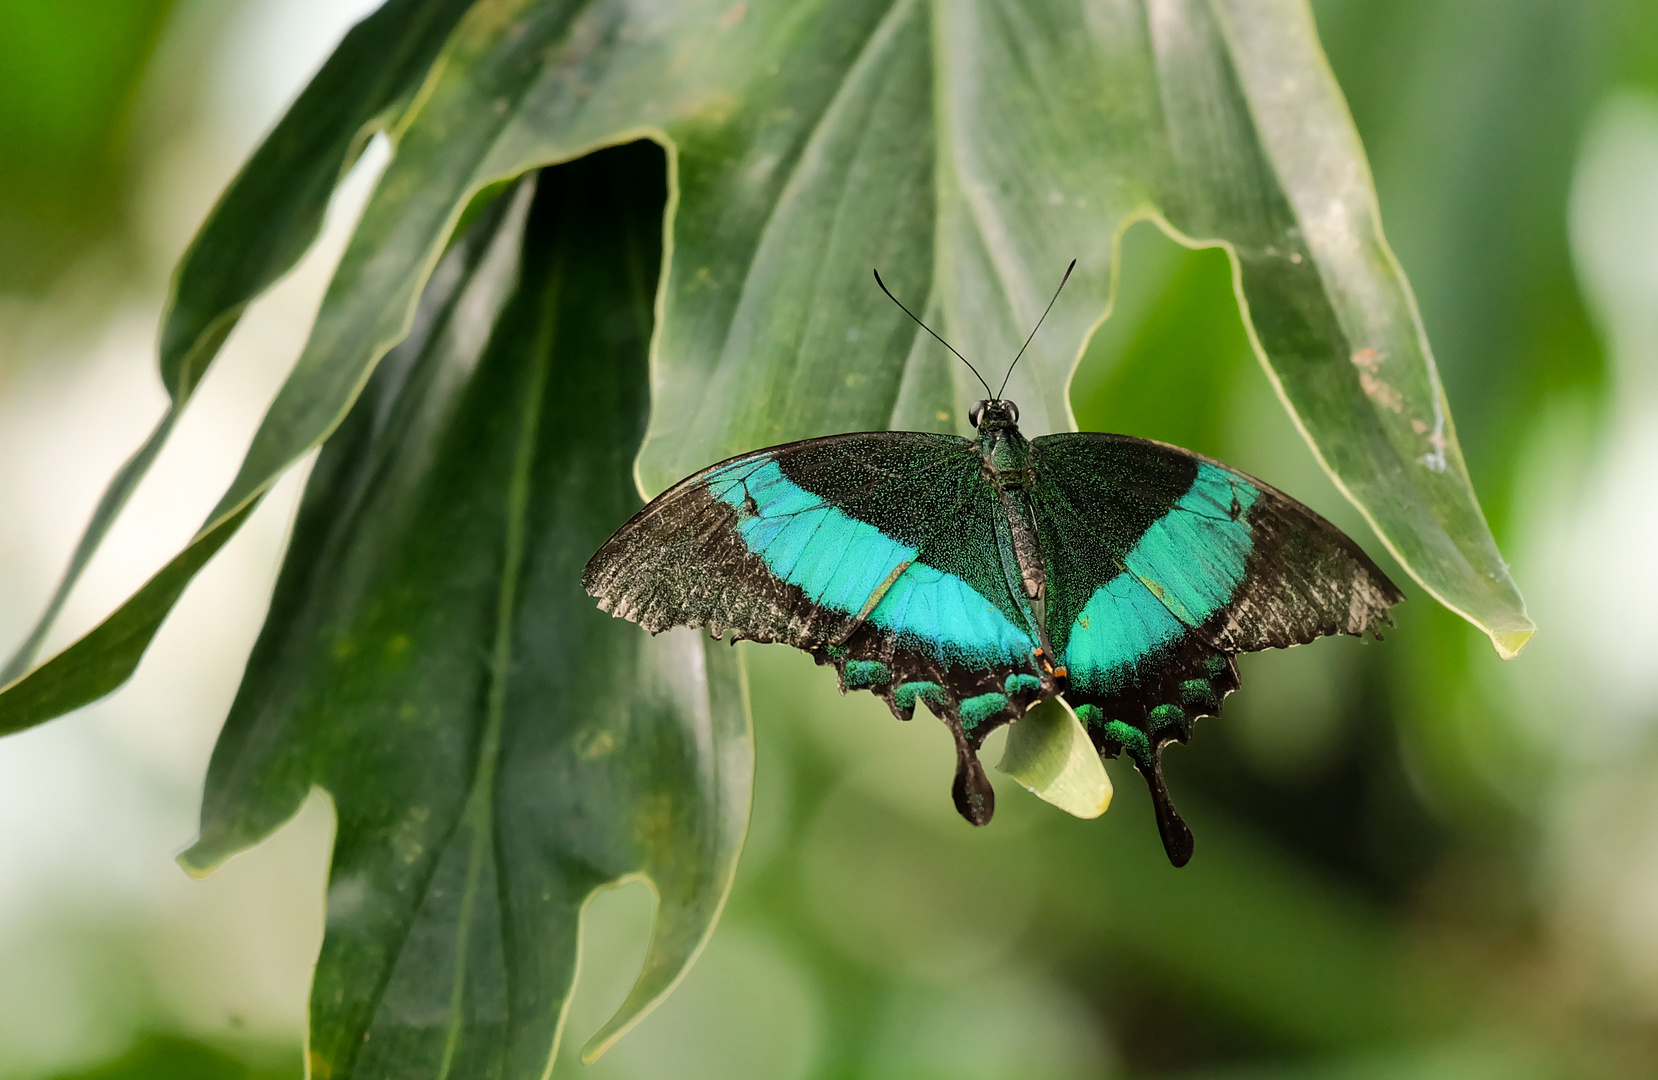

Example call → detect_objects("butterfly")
584 262 1403 866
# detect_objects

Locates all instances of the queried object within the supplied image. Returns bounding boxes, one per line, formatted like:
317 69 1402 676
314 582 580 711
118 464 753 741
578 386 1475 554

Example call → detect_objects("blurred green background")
2 0 1658 1077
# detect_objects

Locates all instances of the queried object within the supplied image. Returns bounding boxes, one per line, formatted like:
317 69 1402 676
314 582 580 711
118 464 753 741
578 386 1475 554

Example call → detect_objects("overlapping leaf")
180 148 750 1078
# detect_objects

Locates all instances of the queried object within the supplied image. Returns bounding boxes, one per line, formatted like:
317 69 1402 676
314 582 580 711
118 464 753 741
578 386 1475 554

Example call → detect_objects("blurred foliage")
0 0 174 290
45 1033 297 1080
2 1 1658 1080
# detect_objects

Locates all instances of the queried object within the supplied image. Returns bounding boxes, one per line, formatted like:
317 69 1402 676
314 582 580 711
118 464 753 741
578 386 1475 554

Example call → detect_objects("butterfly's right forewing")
1030 432 1403 864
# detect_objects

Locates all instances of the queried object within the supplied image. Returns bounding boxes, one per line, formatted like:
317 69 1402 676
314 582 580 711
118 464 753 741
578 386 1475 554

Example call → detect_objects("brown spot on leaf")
1359 371 1404 413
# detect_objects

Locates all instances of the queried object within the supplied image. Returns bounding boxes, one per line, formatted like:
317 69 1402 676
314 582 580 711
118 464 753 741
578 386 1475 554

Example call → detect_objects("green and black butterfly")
585 263 1403 866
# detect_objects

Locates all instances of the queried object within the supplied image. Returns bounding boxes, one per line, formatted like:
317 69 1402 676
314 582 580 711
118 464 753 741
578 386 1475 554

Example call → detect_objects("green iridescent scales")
585 404 1403 865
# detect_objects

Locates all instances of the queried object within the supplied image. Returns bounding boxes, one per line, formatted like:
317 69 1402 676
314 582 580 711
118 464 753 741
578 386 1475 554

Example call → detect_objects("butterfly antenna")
873 268 994 399
997 258 1077 399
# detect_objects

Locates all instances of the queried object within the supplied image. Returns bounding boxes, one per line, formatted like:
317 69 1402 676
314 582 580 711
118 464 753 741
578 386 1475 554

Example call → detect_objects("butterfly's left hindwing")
1030 432 1403 864
585 432 1050 823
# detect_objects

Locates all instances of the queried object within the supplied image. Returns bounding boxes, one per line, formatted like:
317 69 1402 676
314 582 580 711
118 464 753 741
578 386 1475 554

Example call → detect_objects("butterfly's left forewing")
585 432 1048 823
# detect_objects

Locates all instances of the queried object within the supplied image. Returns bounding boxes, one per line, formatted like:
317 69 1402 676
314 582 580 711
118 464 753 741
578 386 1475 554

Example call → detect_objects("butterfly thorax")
975 404 1052 649
975 401 1033 484
981 426 1034 487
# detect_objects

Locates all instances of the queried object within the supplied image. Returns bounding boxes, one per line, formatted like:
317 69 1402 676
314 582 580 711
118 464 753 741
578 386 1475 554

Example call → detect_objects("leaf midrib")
437 243 562 1080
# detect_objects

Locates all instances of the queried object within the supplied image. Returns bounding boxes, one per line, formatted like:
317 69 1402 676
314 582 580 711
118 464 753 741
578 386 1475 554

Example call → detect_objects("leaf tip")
175 839 226 879
578 869 736 1064
580 1012 637 1064
1490 624 1536 660
997 698 1112 819
577 951 680 1063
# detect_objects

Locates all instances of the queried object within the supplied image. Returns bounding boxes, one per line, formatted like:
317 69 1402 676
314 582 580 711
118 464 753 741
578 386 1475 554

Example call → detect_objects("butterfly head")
969 399 1020 431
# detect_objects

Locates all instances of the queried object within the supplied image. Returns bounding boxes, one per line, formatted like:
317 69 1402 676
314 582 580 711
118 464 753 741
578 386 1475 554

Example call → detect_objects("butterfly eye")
969 400 988 427
1005 401 1019 423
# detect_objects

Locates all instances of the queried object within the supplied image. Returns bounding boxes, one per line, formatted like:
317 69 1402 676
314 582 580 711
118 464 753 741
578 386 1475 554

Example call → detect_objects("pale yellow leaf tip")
175 841 220 880
996 697 1111 819
1490 625 1535 660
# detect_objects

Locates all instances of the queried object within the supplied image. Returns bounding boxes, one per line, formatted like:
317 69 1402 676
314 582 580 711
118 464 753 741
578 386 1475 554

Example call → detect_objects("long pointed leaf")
182 146 750 1079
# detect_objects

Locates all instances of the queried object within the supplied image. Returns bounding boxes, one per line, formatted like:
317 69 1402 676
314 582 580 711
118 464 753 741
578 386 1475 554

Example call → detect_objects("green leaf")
265 0 1538 642
180 147 751 1079
1 0 1529 730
